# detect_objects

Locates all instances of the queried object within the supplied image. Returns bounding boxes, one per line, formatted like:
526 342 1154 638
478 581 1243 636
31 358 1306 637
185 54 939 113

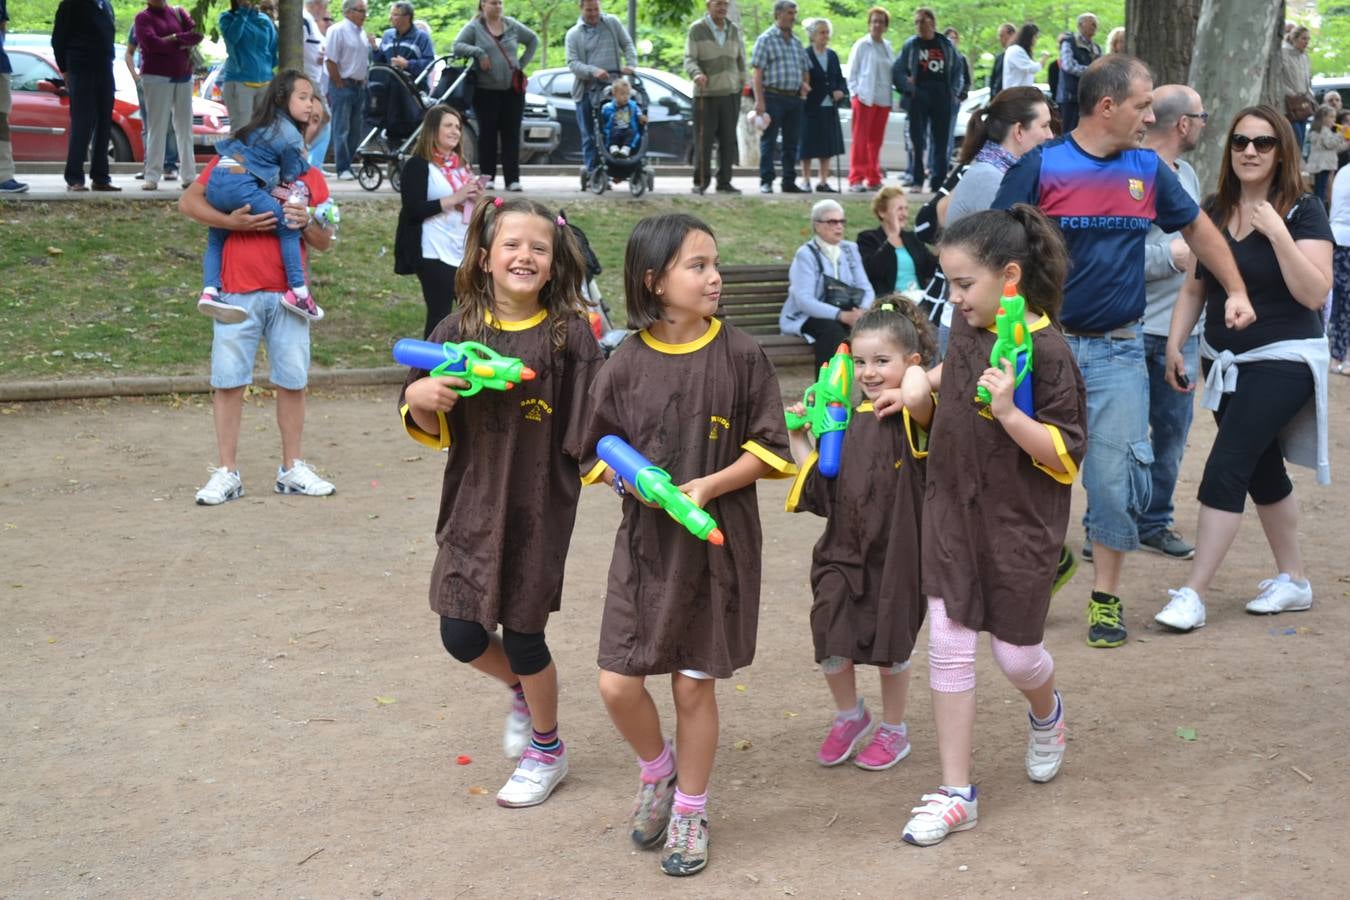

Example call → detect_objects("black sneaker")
1087 593 1127 648
1051 546 1078 596
781 181 807 193
1140 528 1195 560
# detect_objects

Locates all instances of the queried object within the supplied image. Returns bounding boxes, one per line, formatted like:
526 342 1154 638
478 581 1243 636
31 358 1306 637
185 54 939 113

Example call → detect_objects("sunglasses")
1230 133 1279 153
816 218 846 226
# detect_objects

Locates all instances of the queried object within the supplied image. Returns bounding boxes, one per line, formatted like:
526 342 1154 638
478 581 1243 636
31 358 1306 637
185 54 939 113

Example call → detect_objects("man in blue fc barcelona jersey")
993 55 1253 650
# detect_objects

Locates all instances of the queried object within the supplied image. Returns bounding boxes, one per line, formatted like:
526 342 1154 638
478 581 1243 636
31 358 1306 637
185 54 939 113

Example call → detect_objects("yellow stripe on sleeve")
784 451 818 512
742 440 799 479
1031 423 1077 485
400 403 451 451
581 458 610 486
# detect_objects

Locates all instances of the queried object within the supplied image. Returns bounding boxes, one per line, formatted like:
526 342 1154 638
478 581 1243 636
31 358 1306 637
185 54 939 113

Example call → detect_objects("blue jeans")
1066 330 1152 552
1139 332 1199 539
308 120 331 169
329 83 366 175
576 91 599 170
759 92 804 186
203 170 305 290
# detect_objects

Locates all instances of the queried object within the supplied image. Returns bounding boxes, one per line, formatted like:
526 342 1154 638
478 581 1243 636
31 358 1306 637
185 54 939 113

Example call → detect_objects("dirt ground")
2 374 1349 900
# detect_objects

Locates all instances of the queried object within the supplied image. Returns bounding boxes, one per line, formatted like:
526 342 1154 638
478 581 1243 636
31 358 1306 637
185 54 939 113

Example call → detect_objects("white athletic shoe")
195 467 243 506
1026 703 1067 783
902 788 978 847
1156 587 1207 631
274 460 335 496
1245 574 1313 615
496 747 568 808
503 707 531 758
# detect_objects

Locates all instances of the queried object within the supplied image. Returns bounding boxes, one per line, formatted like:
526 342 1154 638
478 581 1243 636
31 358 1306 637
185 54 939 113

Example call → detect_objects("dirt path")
2 381 1348 899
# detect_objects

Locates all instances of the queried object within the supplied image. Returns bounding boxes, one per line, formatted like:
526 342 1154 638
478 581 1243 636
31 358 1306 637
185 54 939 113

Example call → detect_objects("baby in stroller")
601 78 645 159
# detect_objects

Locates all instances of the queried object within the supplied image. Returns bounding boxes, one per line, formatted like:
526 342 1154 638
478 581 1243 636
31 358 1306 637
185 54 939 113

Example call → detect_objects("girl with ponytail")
874 204 1087 847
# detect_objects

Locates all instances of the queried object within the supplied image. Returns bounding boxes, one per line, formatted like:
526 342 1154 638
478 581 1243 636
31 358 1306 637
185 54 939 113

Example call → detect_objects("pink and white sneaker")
816 709 874 766
853 723 911 771
197 290 248 324
281 289 324 321
902 787 978 846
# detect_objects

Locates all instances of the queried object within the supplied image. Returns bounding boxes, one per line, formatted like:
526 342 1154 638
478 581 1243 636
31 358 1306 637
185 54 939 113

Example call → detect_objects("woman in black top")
1156 105 1333 632
395 105 484 338
797 18 847 192
856 185 936 299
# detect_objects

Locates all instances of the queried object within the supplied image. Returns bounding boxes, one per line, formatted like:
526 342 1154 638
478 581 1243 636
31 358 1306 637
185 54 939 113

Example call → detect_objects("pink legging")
926 597 1054 694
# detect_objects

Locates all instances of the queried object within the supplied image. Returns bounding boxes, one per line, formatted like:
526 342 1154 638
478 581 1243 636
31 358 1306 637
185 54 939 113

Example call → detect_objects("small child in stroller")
601 78 645 159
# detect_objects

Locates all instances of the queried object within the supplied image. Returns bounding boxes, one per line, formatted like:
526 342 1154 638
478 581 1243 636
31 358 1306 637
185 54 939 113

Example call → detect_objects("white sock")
201 287 218 297
836 698 865 722
291 285 309 299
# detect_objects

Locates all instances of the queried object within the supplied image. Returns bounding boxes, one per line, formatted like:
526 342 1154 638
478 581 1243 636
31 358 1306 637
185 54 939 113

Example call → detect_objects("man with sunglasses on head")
993 56 1252 651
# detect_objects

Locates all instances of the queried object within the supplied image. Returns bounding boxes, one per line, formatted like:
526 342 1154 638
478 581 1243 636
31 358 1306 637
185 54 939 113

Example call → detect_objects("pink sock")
638 741 674 784
673 788 707 816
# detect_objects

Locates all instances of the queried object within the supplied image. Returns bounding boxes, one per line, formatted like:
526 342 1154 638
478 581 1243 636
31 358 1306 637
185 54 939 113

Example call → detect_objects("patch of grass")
0 195 881 380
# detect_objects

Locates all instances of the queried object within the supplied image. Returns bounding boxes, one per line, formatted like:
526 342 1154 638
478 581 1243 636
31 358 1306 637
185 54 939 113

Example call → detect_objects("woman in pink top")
133 0 204 189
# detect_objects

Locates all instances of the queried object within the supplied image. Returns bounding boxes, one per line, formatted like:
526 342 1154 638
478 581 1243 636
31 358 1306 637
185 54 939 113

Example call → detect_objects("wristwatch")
612 474 627 497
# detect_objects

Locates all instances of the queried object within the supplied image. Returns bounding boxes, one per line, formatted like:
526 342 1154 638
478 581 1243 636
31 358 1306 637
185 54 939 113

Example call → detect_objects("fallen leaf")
46 246 64 256
1176 726 1197 742
783 711 798 718
733 739 752 751
735 684 747 692
374 696 397 705
467 786 490 795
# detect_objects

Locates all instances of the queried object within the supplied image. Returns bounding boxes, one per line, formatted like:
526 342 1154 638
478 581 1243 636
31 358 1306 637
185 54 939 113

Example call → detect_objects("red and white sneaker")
902 787 978 847
1026 703 1067 783
281 289 324 321
853 723 911 771
816 709 874 766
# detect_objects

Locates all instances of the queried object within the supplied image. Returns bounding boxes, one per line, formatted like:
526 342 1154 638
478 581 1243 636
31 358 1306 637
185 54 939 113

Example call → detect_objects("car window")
544 72 573 99
640 77 688 117
9 51 59 92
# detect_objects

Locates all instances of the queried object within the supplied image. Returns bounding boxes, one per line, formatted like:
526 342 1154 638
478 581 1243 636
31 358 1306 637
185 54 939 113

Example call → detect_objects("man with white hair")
1057 13 1101 132
325 0 376 180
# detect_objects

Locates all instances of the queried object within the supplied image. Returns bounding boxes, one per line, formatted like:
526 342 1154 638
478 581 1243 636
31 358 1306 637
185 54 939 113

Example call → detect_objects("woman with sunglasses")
1154 106 1334 633
780 199 876 369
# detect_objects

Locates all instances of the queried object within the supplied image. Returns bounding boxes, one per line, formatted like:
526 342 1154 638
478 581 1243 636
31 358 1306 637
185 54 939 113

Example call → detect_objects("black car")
526 66 696 164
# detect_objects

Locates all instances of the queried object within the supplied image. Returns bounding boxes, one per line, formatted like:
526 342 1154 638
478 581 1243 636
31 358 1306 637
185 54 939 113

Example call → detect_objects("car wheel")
104 126 133 163
357 162 383 191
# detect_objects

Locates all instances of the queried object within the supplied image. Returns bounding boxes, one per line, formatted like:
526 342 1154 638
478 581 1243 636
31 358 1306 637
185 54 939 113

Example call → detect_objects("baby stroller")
580 73 655 198
353 54 471 193
562 210 627 354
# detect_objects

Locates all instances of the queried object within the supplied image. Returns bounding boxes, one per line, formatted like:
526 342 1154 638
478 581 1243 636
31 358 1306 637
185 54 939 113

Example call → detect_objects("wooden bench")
715 264 815 369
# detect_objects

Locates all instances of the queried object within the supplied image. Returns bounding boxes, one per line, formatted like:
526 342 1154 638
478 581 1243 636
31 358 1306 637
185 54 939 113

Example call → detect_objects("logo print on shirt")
1128 178 1145 201
708 415 730 440
918 47 946 73
520 398 553 422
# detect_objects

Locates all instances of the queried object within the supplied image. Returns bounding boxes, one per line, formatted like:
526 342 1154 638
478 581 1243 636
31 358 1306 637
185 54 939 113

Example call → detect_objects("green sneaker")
1087 594 1127 647
1052 546 1078 596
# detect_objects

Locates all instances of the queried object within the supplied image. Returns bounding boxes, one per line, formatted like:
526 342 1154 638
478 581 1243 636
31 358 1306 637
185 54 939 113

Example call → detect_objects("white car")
837 99 909 173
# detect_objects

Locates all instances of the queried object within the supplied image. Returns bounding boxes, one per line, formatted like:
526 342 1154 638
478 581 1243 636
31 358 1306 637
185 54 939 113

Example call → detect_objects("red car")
6 43 230 163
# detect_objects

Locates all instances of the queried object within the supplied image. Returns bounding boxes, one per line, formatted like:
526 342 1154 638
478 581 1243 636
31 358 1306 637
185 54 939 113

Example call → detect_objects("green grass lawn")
0 196 882 380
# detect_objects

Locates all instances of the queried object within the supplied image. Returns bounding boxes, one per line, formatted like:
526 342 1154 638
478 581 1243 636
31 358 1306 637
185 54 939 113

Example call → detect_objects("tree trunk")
1126 0 1200 87
277 0 304 73
1187 0 1283 192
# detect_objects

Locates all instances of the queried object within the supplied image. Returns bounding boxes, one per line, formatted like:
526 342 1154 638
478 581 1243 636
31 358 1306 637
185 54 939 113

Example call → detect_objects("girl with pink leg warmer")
874 205 1087 847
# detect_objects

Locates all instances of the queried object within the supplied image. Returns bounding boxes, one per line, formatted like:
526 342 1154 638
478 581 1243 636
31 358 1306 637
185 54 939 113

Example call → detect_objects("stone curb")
0 366 406 402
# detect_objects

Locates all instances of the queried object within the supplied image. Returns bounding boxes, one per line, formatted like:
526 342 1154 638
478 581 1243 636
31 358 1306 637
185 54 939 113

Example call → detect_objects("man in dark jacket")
892 7 959 192
52 0 122 191
987 22 1015 95
1056 13 1101 132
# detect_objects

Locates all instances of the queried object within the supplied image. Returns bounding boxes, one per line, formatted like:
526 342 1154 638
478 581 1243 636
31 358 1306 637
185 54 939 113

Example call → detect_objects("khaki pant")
141 75 197 184
692 93 739 190
0 73 14 182
220 81 268 136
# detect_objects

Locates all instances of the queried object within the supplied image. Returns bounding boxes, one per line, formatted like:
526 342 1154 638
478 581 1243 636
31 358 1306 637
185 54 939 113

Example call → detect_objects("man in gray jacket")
564 0 636 173
684 0 746 195
1137 84 1207 561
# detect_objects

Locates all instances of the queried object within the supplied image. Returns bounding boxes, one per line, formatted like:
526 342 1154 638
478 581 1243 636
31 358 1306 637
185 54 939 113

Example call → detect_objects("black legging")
472 87 524 185
800 316 851 369
1197 359 1314 513
416 257 458 339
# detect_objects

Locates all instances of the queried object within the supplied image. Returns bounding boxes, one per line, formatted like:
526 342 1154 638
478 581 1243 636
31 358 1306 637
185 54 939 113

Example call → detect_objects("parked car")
1313 74 1350 105
527 66 696 164
7 39 230 163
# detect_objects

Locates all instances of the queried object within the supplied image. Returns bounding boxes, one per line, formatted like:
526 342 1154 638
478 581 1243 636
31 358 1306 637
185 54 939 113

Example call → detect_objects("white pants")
141 75 196 183
220 81 267 136
0 73 14 182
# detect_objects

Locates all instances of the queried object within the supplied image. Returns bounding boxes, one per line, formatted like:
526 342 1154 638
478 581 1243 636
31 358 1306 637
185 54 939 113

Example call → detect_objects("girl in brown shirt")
399 197 603 811
881 206 1086 847
584 214 795 877
785 300 937 773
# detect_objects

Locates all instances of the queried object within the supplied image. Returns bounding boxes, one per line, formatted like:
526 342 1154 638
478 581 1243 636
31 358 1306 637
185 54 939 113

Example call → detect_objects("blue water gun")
785 342 853 478
392 338 536 396
597 435 724 545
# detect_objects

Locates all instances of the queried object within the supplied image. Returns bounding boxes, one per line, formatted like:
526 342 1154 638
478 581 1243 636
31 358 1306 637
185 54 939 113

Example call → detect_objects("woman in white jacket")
845 7 893 192
1002 23 1045 88
780 199 876 368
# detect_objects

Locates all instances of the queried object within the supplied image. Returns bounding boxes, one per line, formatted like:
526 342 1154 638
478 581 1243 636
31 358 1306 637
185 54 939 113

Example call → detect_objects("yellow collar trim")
639 318 722 354
857 401 874 413
983 312 1051 334
485 308 548 331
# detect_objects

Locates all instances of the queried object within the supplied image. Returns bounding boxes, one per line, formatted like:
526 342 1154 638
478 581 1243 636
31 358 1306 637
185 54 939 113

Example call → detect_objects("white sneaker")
503 707 531 758
496 747 568 808
1026 700 1067 783
274 460 335 496
902 788 978 847
195 467 243 506
337 170 356 181
1245 574 1313 614
1156 587 1207 631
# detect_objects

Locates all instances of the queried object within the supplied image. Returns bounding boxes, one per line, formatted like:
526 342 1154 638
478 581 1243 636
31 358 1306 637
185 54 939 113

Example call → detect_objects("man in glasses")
994 56 1251 651
1136 84 1207 565
375 1 433 77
